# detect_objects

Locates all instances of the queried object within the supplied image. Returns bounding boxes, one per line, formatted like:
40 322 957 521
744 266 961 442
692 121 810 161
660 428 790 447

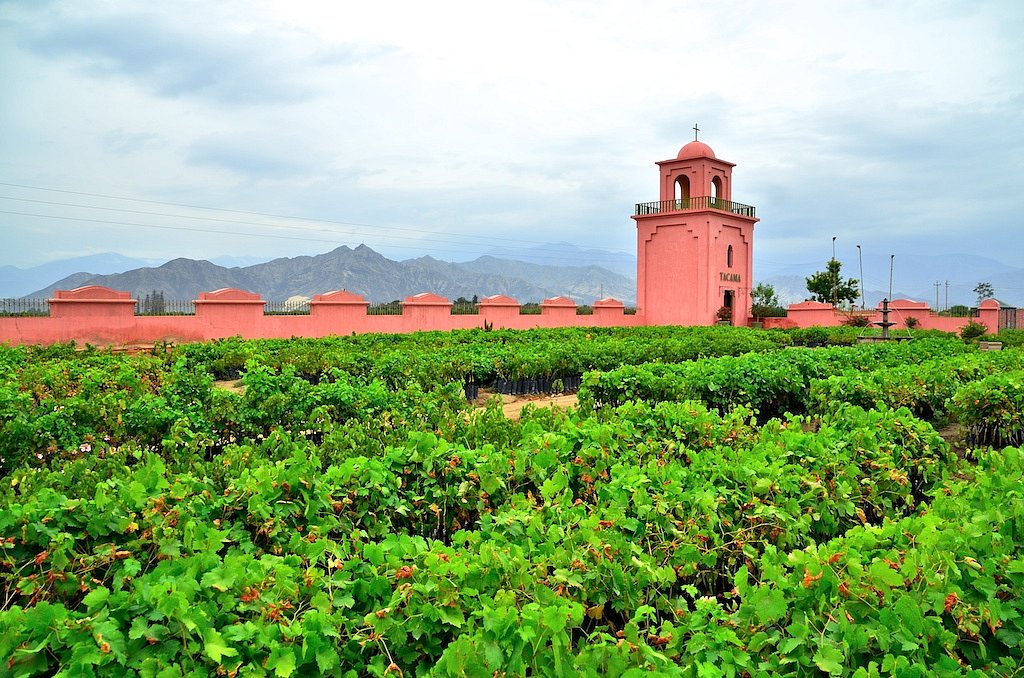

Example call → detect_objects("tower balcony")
634 196 756 218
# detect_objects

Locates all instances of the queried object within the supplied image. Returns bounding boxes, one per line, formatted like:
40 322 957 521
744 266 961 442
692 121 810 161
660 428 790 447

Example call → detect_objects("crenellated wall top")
195 288 265 304
51 285 134 302
478 294 520 307
402 292 451 306
541 296 576 308
311 290 370 305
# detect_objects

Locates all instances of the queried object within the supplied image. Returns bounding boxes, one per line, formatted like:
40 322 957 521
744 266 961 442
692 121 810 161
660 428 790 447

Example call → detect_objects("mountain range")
8 244 1024 309
759 253 1024 308
481 242 637 279
21 245 636 305
1 253 161 299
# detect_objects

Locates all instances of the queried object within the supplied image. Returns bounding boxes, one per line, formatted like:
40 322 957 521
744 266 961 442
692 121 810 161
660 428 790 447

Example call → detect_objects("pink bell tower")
632 132 759 326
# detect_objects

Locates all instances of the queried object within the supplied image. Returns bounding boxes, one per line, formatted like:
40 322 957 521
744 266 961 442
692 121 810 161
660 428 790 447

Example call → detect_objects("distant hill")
758 253 1024 308
27 244 636 305
0 252 159 298
480 242 636 279
759 274 927 308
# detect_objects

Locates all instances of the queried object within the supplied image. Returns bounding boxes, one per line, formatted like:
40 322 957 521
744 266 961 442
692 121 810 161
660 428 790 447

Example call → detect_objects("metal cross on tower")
693 123 700 141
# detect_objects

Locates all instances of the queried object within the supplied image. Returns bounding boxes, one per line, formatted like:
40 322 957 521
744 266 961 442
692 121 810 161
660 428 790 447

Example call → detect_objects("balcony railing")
634 196 756 218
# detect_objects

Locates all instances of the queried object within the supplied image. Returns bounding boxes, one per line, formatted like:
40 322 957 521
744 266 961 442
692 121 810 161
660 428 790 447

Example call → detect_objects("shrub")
751 304 787 319
960 321 987 342
790 326 830 346
995 328 1024 348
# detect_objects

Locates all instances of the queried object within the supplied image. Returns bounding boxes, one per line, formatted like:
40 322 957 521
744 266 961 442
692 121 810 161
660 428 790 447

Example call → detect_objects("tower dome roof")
677 140 716 159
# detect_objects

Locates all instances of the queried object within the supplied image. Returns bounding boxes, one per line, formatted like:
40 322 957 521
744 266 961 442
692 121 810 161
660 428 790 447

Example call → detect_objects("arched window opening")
727 245 734 268
711 176 722 206
675 176 690 207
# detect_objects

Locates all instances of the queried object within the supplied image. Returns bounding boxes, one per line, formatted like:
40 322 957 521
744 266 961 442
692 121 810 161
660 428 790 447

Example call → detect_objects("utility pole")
934 281 941 310
857 244 865 309
945 280 950 311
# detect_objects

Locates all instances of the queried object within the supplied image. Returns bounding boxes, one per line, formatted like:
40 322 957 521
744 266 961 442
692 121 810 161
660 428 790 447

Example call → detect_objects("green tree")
940 304 971 317
139 289 166 315
973 282 995 305
806 259 859 306
750 283 785 318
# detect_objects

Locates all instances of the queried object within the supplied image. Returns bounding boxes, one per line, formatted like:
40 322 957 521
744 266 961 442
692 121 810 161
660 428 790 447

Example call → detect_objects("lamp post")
857 244 864 310
889 254 895 302
832 236 838 307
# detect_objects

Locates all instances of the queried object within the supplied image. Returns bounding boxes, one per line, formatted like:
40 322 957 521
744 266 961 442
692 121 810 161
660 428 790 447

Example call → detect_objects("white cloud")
0 0 1021 277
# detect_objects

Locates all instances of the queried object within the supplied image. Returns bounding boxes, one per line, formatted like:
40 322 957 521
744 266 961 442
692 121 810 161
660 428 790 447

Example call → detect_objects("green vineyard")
1 326 1023 676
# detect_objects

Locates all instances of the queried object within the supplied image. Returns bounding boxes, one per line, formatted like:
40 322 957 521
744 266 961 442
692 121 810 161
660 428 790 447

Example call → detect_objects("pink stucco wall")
763 298 1001 334
2 286 1001 348
0 286 641 347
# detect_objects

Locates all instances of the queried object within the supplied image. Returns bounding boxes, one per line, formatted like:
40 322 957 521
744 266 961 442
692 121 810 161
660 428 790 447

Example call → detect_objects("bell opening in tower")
674 176 690 208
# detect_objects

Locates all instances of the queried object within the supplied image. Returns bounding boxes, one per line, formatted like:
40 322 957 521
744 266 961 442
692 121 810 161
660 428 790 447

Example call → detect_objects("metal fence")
136 299 195 316
932 306 979 319
0 298 49 316
264 301 310 315
367 302 403 316
1000 307 1019 330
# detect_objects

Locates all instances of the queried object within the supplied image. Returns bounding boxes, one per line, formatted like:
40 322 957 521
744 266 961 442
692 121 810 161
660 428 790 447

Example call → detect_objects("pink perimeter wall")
761 298 1002 334
1 288 1003 348
0 286 640 347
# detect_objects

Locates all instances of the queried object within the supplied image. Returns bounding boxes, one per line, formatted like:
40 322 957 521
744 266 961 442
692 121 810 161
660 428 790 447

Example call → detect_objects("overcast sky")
1 0 1022 278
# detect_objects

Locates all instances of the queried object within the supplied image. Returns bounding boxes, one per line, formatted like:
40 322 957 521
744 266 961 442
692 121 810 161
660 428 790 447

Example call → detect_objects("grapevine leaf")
267 647 297 677
203 628 238 663
316 647 339 673
750 586 787 625
82 586 110 611
813 645 845 674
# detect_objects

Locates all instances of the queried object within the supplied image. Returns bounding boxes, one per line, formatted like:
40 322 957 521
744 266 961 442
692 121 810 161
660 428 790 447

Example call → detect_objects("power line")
0 181 588 249
0 182 634 265
0 195 543 251
0 209 349 245
0 209 635 266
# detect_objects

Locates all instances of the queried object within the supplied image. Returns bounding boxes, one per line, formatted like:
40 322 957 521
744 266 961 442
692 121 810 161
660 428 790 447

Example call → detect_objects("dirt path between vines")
936 422 969 457
213 379 245 394
474 391 579 421
214 379 577 422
